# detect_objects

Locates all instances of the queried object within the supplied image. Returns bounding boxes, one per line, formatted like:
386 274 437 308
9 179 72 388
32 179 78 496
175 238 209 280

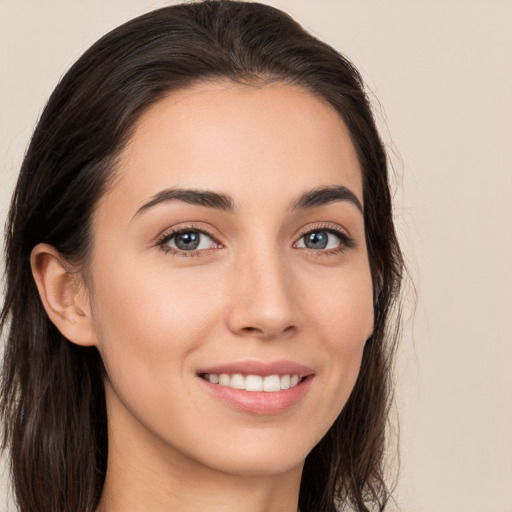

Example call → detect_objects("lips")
196 360 315 415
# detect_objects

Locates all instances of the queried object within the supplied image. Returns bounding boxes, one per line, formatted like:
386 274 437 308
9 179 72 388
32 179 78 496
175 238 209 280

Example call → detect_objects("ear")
30 243 97 347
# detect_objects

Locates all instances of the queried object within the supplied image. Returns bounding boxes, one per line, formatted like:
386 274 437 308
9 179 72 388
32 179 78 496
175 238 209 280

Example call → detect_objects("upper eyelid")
295 222 352 239
157 224 219 243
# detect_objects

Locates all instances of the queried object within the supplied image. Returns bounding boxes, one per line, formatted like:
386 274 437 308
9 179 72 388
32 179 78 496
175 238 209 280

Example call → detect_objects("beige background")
1 1 511 511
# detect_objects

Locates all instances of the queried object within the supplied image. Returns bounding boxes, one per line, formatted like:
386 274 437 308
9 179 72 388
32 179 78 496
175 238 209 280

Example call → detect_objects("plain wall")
1 1 511 511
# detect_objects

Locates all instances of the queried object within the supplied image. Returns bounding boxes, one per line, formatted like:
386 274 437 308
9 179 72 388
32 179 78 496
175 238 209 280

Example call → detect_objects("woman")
0 1 404 511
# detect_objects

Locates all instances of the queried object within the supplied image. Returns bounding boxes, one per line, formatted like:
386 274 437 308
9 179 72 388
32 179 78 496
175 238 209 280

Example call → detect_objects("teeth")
209 373 219 384
219 373 230 386
263 375 280 391
204 373 302 392
230 373 245 389
245 375 263 391
280 374 291 390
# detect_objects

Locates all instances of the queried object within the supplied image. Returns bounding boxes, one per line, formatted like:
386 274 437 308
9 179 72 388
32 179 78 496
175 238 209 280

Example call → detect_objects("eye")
158 228 218 254
295 228 353 252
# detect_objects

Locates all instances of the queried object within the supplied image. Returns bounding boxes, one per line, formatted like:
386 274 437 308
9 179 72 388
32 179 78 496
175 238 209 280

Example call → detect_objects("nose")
225 246 301 340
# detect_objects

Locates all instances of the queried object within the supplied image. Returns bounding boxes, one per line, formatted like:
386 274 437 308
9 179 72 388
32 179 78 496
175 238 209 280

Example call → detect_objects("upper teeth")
204 373 301 392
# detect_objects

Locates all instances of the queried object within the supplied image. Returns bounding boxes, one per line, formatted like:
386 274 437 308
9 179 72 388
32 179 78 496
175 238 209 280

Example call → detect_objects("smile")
196 360 314 414
200 373 302 392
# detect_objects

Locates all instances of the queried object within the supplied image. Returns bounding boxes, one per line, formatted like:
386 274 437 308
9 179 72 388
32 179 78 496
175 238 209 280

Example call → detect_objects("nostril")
241 326 259 333
238 324 296 340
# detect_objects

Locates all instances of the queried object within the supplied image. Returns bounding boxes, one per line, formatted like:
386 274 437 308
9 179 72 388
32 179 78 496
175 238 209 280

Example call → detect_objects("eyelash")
155 223 354 257
156 224 219 257
295 223 355 256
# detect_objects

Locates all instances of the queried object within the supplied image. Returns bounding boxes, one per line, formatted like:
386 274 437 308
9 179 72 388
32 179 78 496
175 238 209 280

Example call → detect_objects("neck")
97 466 301 512
96 386 303 512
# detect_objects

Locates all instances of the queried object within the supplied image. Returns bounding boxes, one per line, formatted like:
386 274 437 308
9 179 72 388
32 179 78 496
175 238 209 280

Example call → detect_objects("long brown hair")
0 2 404 511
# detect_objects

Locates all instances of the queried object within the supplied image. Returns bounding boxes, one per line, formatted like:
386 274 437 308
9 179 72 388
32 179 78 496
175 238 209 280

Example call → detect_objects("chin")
210 452 306 478
190 430 315 477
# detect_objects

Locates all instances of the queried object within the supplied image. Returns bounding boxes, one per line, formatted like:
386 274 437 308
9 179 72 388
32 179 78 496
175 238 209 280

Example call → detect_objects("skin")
32 82 374 512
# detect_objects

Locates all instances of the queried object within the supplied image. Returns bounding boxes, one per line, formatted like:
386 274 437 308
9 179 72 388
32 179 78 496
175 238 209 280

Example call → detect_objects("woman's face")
87 82 374 477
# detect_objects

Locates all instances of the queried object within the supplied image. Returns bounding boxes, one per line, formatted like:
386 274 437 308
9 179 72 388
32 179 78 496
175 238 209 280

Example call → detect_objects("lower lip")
199 376 313 415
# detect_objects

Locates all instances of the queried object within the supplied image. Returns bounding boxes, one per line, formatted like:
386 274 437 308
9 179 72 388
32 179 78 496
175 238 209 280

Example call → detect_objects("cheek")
310 260 374 348
304 261 374 404
89 257 220 398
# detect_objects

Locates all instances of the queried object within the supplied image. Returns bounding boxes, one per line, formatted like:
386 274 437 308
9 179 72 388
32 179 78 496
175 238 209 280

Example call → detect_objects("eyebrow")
133 184 363 219
134 188 235 217
290 185 363 213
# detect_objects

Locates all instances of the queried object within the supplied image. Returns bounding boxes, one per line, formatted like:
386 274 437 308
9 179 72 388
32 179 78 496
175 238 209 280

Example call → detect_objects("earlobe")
30 243 97 347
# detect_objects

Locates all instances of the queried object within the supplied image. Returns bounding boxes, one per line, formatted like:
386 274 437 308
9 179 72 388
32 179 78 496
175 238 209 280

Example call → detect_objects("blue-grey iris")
175 232 200 250
305 231 328 249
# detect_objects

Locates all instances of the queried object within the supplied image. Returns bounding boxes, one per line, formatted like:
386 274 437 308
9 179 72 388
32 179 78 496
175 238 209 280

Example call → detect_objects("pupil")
176 232 200 250
305 231 328 249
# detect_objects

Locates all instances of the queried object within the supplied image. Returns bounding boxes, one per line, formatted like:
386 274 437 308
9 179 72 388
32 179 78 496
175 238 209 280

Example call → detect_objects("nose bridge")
226 234 299 339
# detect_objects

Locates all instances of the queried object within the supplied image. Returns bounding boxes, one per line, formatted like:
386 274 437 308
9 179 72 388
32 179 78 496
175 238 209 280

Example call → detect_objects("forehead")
102 81 363 215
